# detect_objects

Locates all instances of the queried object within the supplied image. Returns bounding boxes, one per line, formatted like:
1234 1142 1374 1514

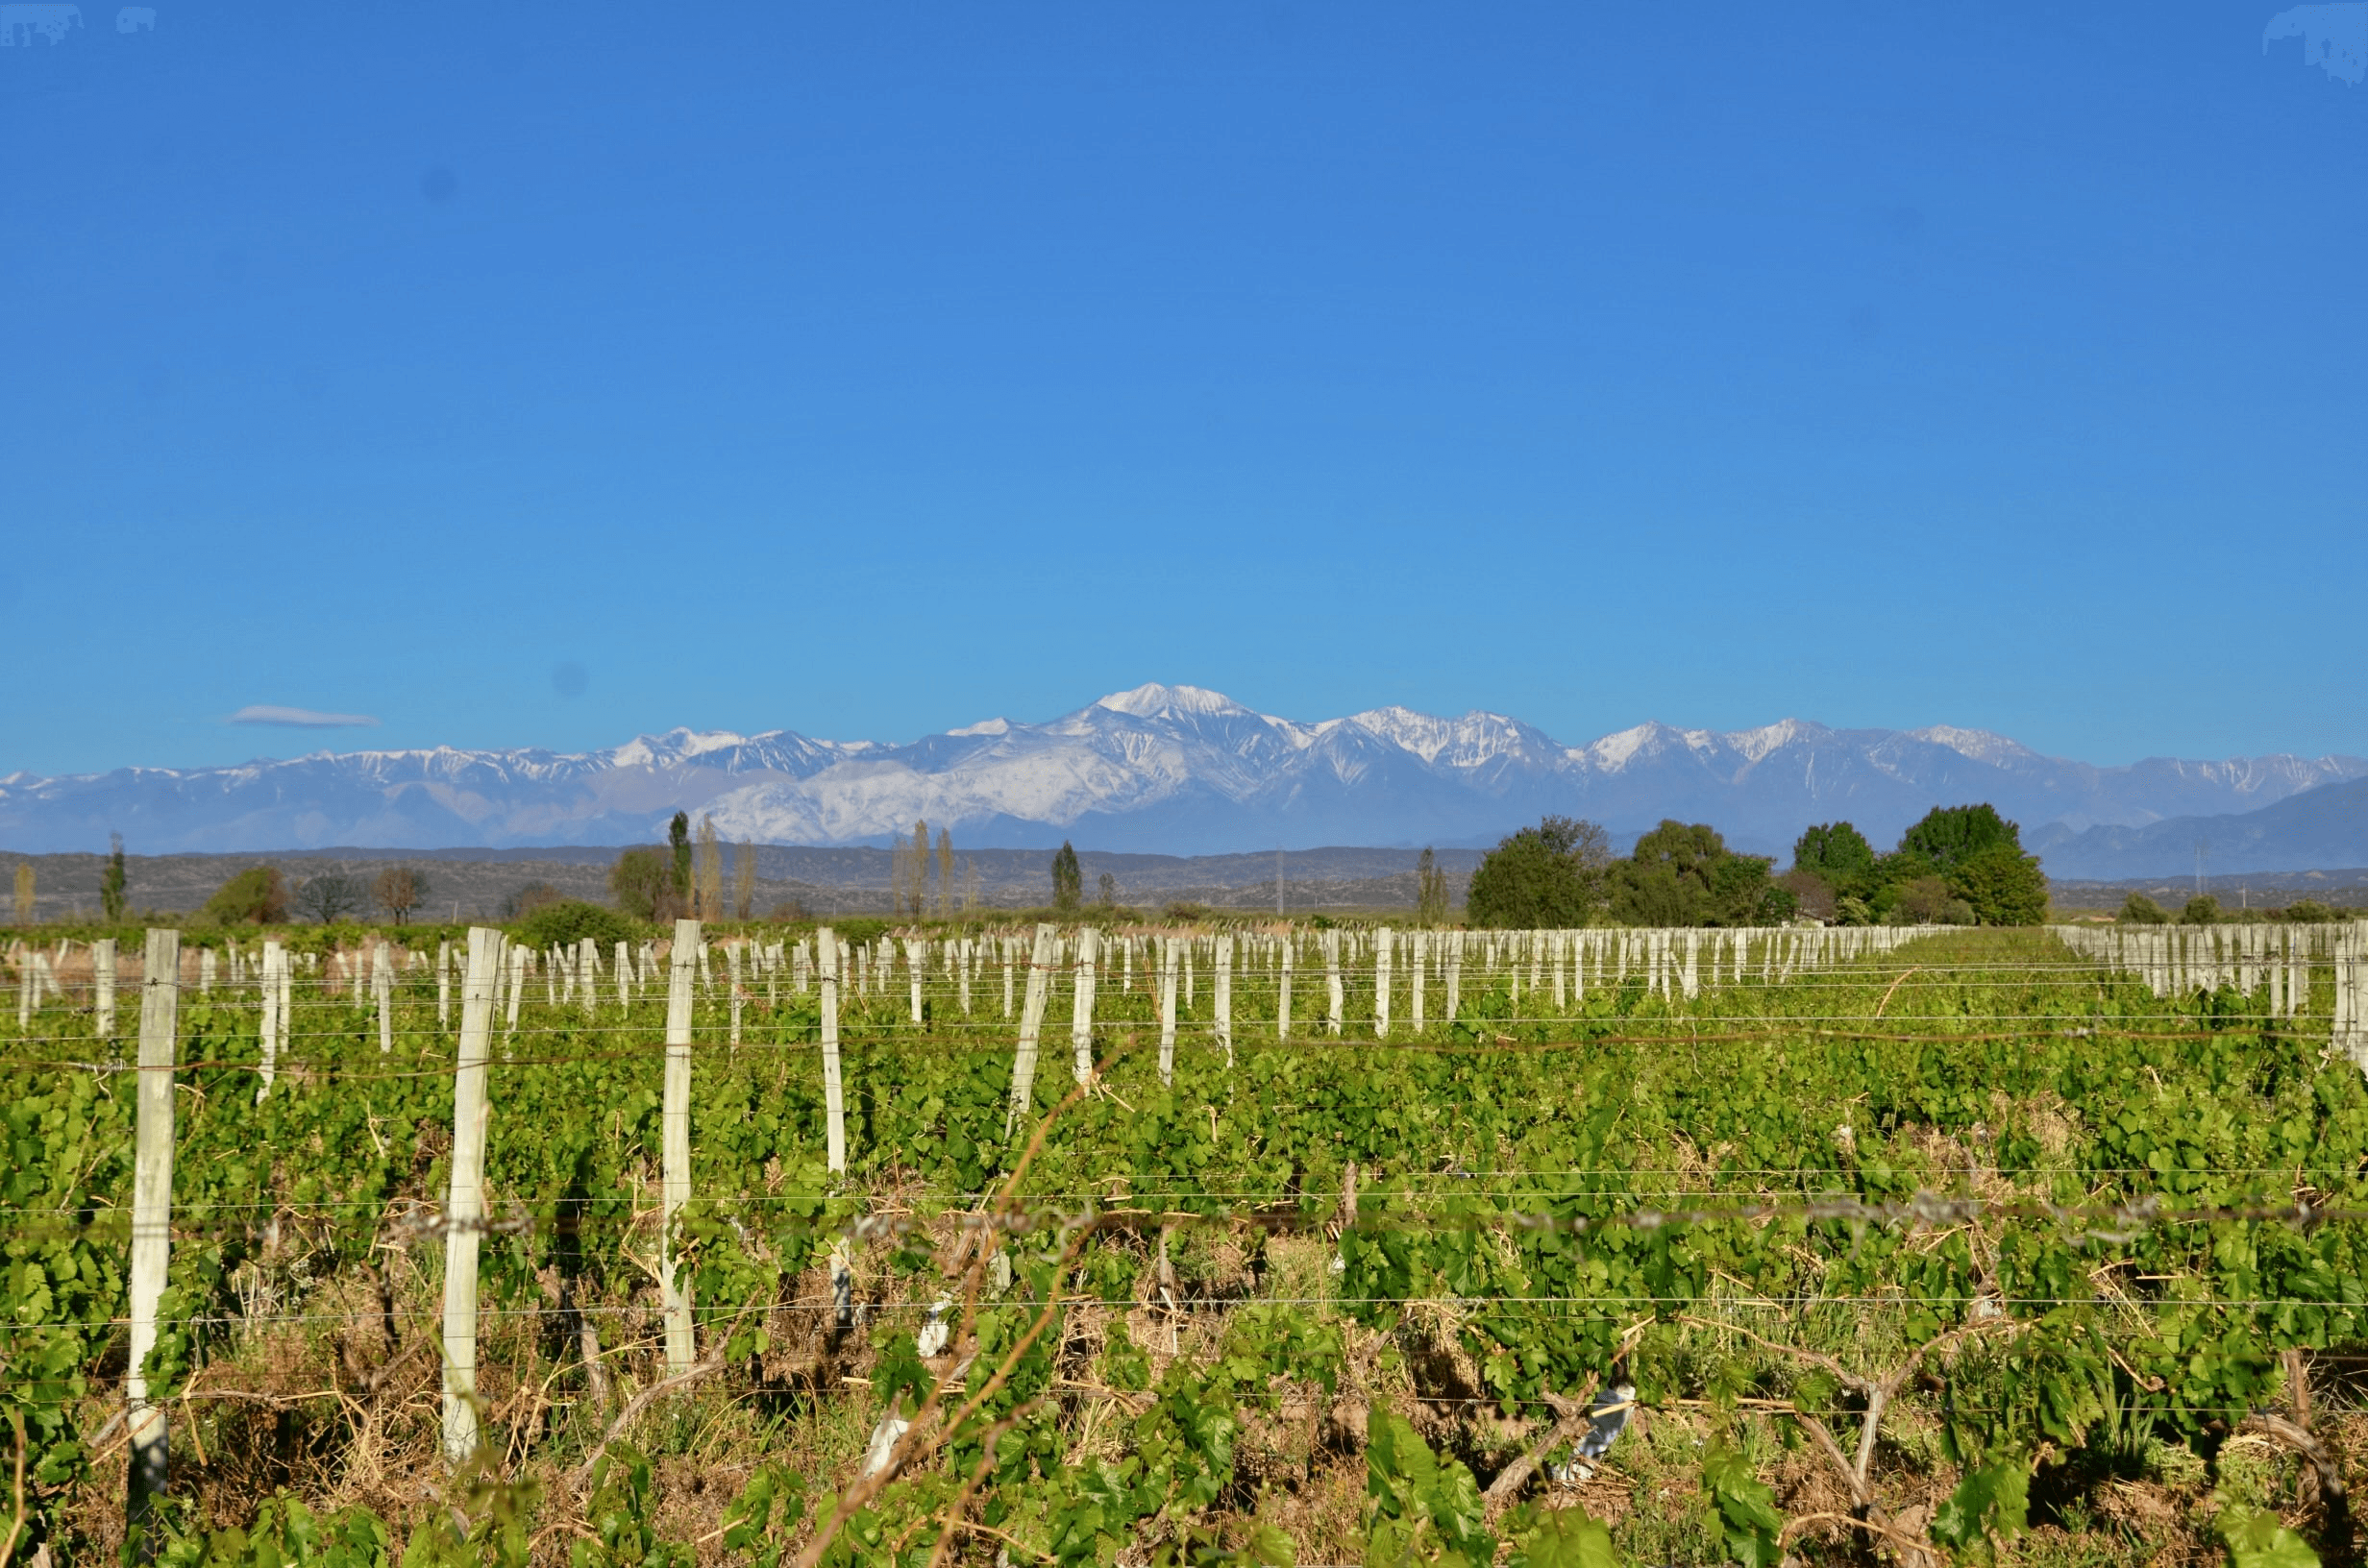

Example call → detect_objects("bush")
2284 899 2337 923
512 899 642 949
2180 894 2222 925
201 866 288 925
2118 893 2169 924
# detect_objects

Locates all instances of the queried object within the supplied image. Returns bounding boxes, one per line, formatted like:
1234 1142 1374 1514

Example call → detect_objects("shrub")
2118 892 2169 924
513 899 641 949
201 866 289 925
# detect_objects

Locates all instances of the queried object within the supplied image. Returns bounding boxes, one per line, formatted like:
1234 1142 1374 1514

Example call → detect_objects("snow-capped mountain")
3 682 2361 860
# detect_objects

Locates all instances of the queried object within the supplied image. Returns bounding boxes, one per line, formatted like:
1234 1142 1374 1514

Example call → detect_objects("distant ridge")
3 682 2360 859
2033 775 2368 879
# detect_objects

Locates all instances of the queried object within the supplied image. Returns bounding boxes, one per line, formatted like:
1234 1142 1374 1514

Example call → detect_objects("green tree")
668 811 692 902
2283 898 2336 923
2180 894 2222 925
610 846 674 921
2117 892 2169 924
1609 820 1779 926
1415 846 1452 924
12 863 32 926
1899 803 2022 870
1792 821 1877 894
1948 843 2049 925
1467 816 1610 928
201 866 288 925
1050 841 1083 913
100 832 127 921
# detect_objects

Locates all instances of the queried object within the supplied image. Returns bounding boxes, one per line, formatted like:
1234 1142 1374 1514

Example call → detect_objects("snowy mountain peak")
1909 725 2044 767
5 687 2363 861
1726 718 1829 763
1095 683 1251 719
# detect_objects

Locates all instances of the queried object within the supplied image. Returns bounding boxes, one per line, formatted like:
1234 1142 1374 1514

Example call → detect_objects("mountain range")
3 683 2362 875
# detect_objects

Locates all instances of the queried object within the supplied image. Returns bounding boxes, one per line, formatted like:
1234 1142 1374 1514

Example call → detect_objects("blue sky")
3 1 2361 778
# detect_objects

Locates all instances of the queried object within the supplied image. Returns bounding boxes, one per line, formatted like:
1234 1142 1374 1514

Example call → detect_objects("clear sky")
4 1 2361 778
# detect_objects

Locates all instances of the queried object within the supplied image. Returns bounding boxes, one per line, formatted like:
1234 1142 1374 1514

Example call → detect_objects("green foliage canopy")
1050 841 1083 913
1466 816 1610 928
1609 821 1788 927
200 865 288 925
1900 803 2021 870
1791 821 1877 892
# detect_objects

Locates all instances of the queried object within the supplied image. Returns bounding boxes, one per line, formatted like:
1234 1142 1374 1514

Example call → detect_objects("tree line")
1460 802 2051 928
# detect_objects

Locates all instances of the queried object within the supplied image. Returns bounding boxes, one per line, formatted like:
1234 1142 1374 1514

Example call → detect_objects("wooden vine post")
441 925 501 1465
1277 936 1293 1040
94 935 117 1041
256 940 284 1104
816 927 847 1172
1005 923 1055 1139
1374 927 1393 1040
661 918 700 1376
1071 926 1099 1084
1214 933 1234 1066
1323 928 1344 1036
1159 935 1180 1086
125 928 180 1555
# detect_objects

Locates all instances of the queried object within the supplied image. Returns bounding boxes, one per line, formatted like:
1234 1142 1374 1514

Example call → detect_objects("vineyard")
4 916 2368 1567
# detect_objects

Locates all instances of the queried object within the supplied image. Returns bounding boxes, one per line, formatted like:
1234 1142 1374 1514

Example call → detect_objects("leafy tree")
12 863 32 926
1900 803 2022 870
2283 898 2336 923
1947 843 2049 926
1416 846 1452 925
1468 816 1610 928
371 867 429 925
2180 894 2222 925
1050 841 1083 913
100 832 127 921
1792 821 1877 894
202 866 289 925
294 871 365 924
2118 892 2169 924
1098 871 1119 908
668 811 692 901
610 846 675 921
1608 820 1783 926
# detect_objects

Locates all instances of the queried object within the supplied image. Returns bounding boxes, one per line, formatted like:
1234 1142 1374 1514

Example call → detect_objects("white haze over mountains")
3 683 2363 873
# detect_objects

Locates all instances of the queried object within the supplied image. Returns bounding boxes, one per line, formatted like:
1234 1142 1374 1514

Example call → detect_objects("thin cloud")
228 705 382 729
